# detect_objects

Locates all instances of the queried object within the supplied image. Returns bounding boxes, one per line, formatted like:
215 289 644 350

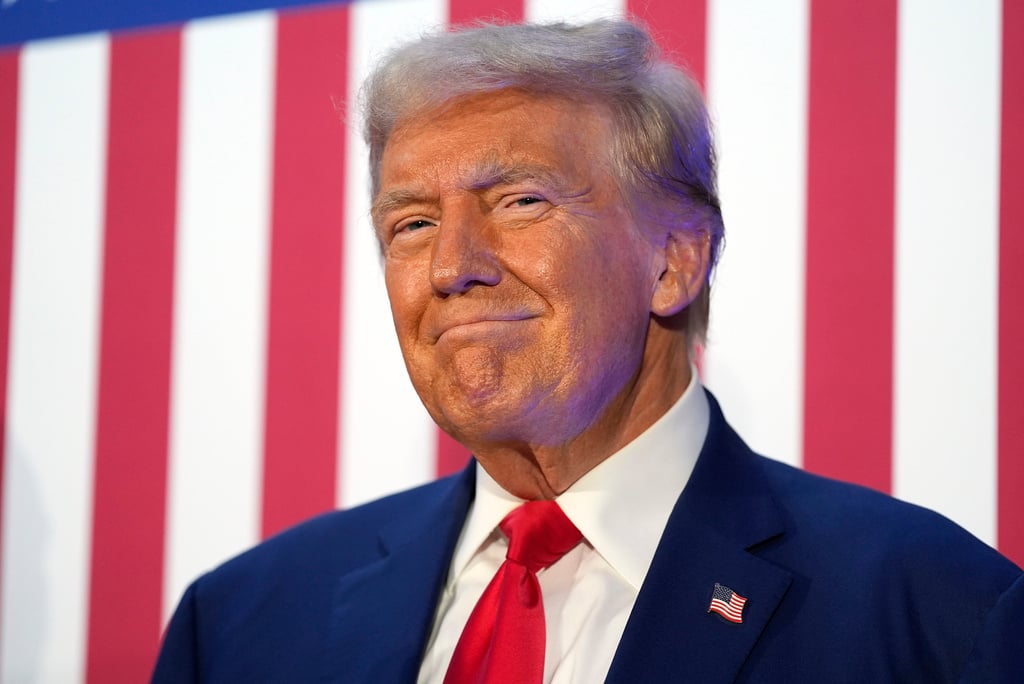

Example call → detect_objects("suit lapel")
320 465 475 683
606 392 793 684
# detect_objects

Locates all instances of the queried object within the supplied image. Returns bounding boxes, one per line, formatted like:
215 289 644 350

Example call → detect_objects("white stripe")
892 0 1001 544
340 0 445 508
525 0 625 23
1 34 108 684
164 12 276 621
703 0 809 467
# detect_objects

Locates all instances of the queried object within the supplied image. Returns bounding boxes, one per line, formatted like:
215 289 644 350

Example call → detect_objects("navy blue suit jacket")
153 394 1023 682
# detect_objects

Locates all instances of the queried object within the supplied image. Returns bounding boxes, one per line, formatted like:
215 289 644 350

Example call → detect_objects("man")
153 19 1023 683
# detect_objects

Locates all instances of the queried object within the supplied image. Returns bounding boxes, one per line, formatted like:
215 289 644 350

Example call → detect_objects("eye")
504 194 548 210
513 196 542 207
395 218 436 235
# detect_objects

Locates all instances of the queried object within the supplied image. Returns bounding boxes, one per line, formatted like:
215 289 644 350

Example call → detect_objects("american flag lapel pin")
708 583 747 624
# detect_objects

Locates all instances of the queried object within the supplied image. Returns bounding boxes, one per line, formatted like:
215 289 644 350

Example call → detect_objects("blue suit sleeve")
151 581 201 683
958 572 1024 684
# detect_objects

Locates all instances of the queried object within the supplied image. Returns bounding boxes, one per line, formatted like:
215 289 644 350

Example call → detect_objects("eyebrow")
371 154 569 227
371 187 436 228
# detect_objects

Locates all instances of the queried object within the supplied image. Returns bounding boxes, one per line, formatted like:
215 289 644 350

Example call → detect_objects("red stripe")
803 0 896 493
436 428 473 478
448 0 523 25
262 5 348 538
998 0 1024 567
627 0 707 87
0 48 19 659
86 29 179 683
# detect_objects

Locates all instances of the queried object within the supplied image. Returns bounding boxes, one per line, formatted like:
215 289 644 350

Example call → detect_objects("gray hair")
361 19 723 345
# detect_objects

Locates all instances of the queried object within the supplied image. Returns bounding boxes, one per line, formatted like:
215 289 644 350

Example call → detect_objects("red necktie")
443 500 583 684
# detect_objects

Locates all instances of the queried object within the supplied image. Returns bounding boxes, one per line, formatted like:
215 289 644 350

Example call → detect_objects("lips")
429 311 539 343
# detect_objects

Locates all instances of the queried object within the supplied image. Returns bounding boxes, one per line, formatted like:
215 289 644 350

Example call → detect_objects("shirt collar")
450 370 710 589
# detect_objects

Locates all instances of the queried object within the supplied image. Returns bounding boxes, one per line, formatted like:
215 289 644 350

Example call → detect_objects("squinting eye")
400 219 434 233
513 196 542 207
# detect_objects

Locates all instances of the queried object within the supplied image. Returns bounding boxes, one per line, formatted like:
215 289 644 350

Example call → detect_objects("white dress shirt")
417 374 710 684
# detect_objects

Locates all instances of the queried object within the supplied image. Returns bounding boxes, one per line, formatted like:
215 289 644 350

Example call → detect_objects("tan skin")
374 90 709 500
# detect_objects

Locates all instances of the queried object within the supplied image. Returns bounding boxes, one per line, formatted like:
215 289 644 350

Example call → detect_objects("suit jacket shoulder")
152 467 475 683
605 392 1022 683
754 454 1018 681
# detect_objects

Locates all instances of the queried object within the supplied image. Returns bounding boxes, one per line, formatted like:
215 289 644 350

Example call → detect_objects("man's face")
375 90 665 451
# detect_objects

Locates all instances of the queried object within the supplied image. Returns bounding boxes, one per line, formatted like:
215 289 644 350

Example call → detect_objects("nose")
429 198 501 295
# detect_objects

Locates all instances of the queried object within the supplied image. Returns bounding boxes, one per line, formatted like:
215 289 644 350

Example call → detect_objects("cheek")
550 237 652 305
526 249 559 282
571 250 654 340
385 263 428 338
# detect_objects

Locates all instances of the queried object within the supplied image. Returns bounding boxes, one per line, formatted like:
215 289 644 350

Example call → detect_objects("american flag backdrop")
0 0 1020 680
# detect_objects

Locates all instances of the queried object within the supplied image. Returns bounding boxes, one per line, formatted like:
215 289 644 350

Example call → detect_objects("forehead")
378 90 617 190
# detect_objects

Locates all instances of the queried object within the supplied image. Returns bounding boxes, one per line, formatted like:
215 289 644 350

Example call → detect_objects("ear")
650 230 710 317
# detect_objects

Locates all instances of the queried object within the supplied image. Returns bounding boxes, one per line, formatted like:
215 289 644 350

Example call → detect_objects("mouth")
431 313 539 343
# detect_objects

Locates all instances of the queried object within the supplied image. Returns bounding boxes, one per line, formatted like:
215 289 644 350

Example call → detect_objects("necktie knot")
500 500 582 573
